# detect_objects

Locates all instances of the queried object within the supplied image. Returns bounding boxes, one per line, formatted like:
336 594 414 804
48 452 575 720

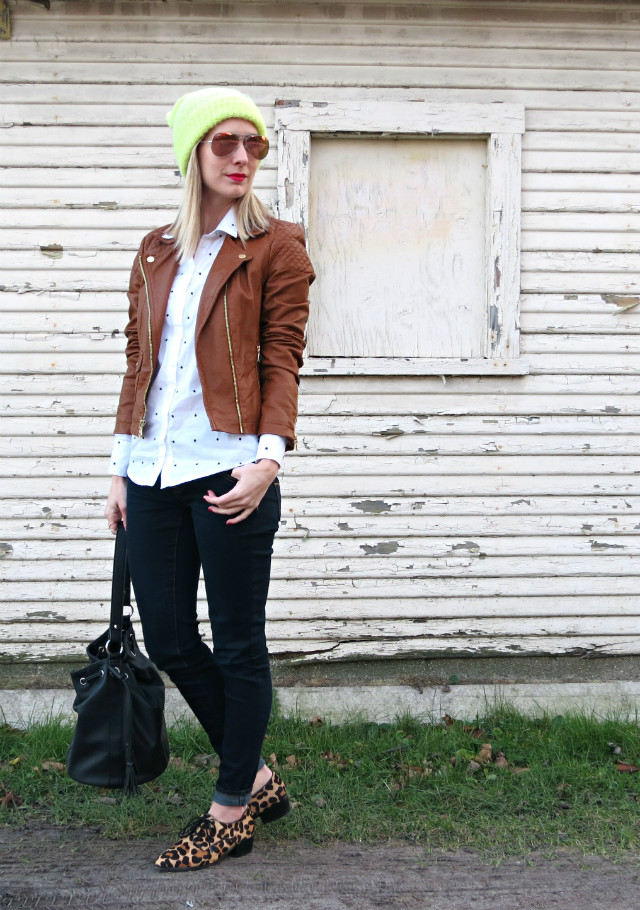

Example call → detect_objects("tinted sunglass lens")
210 135 239 157
246 137 269 160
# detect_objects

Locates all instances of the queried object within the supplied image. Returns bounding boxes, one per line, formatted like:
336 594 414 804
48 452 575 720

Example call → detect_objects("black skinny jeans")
126 470 280 806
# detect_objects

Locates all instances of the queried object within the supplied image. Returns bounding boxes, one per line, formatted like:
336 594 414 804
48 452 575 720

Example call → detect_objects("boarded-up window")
276 100 527 375
308 136 487 359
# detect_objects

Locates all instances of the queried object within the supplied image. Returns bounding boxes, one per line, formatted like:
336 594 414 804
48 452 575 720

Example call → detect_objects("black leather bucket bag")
67 523 170 795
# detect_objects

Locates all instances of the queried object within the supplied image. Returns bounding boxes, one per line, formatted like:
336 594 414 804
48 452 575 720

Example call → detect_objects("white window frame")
275 100 527 376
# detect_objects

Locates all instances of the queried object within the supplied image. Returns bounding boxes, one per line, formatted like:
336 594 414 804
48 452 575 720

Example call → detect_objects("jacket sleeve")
113 243 144 435
258 222 315 449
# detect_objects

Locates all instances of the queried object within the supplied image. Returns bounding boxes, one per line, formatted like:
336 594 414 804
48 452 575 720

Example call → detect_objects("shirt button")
147 255 155 262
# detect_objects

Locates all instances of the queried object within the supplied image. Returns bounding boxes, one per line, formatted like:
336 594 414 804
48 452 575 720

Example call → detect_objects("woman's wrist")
254 459 280 479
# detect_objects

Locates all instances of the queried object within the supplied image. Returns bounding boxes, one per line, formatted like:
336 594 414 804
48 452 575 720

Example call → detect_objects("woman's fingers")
204 462 278 524
105 476 128 533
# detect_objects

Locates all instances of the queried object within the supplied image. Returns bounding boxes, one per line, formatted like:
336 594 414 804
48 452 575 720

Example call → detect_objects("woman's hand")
204 460 279 525
105 475 127 534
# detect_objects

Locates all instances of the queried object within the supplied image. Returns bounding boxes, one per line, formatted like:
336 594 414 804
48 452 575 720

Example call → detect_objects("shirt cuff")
109 434 131 476
256 434 286 466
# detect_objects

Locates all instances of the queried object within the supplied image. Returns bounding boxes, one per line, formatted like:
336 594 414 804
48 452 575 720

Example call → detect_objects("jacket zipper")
137 256 153 438
223 284 243 433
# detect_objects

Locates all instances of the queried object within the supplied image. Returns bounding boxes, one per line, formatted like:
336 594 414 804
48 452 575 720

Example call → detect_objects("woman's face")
197 118 261 205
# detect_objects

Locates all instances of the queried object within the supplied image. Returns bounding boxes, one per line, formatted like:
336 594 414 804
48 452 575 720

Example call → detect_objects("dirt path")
1 826 639 910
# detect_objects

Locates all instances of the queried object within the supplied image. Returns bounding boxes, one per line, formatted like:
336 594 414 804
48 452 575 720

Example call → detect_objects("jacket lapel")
195 235 253 340
143 235 180 360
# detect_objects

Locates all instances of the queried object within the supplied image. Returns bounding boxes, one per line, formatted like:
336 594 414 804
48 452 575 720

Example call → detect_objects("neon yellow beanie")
166 87 268 177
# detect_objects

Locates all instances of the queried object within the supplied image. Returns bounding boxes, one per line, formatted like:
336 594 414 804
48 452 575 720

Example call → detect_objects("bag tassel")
110 663 140 796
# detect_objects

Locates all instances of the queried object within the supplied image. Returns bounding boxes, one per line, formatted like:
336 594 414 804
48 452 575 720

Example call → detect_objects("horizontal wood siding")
1 0 639 662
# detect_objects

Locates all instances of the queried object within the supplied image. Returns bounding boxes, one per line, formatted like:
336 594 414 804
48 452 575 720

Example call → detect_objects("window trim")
275 99 527 376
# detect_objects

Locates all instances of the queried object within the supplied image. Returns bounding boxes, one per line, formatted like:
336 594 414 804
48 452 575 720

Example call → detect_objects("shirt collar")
203 208 238 239
161 207 239 242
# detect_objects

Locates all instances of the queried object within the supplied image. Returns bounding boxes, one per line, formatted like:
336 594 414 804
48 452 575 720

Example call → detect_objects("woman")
104 87 314 870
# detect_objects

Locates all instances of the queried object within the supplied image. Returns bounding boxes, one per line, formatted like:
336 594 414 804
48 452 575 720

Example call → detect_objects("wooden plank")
522 313 640 333
2 494 637 521
523 172 640 192
11 0 640 28
524 150 640 173
5 535 639 561
4 634 640 662
522 191 640 214
2 512 638 541
4 431 640 459
7 12 640 50
6 82 640 111
0 474 635 499
3 595 638 624
2 573 638 603
3 453 640 478
3 307 636 336
1 553 638 584
0 388 636 421
1 370 638 396
522 232 640 254
3 60 640 91
5 612 640 645
6 38 640 73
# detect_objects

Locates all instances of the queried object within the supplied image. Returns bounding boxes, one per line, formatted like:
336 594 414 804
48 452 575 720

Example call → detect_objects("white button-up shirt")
109 210 286 487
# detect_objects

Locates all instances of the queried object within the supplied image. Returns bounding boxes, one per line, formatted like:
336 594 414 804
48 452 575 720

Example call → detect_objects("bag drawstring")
109 664 140 796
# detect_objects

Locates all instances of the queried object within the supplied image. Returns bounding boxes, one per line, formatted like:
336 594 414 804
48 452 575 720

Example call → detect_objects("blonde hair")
168 145 271 261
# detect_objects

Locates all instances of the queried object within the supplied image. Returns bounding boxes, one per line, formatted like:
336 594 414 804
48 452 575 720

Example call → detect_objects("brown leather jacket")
114 218 315 451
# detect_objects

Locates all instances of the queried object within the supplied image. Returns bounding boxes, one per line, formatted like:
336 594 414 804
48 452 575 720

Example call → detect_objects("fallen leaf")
476 743 493 764
463 726 486 739
443 714 455 726
194 754 219 769
0 790 22 808
8 756 25 766
269 752 279 769
466 760 482 775
510 766 530 775
395 762 432 778
616 762 639 773
321 750 350 770
93 796 117 805
290 801 302 809
315 797 326 808
495 753 509 769
608 742 623 755
166 793 184 805
308 716 324 726
41 761 65 772
285 754 300 768
168 757 183 767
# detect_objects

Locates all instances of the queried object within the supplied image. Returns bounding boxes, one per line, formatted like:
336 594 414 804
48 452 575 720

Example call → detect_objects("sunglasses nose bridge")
232 138 251 162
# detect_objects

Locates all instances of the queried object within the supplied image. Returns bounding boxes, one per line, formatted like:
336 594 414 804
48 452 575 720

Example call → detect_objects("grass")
2 705 640 858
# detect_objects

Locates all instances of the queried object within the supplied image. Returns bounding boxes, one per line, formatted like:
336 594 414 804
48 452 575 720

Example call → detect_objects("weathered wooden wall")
1 0 639 664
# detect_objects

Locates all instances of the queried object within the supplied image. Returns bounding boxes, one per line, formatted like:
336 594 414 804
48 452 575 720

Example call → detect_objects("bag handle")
107 521 131 654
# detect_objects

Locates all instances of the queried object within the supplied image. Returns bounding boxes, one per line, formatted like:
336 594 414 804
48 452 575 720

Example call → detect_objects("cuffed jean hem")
214 788 252 807
213 756 266 806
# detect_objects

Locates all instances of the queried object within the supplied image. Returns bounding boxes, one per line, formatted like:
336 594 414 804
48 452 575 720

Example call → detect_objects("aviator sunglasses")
199 132 270 161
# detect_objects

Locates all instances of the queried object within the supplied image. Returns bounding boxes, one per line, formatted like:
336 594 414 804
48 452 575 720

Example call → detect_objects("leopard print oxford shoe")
155 811 255 871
